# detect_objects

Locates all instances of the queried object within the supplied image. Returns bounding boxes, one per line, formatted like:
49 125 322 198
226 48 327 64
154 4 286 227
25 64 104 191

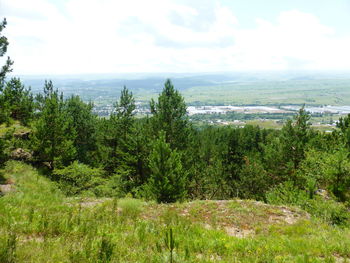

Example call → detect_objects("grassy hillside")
1 161 350 262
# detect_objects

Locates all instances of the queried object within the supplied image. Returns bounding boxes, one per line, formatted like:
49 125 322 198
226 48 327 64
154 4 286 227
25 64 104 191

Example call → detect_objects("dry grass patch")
142 199 308 238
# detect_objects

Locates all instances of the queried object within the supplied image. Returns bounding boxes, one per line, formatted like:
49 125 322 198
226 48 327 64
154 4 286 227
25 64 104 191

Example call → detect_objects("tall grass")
0 232 17 263
1 161 350 262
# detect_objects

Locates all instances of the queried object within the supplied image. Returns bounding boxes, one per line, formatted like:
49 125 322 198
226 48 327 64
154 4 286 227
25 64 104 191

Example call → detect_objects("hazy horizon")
9 70 350 82
2 0 350 75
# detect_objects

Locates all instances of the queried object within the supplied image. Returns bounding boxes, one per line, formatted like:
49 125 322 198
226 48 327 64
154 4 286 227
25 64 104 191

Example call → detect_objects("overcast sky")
1 0 350 75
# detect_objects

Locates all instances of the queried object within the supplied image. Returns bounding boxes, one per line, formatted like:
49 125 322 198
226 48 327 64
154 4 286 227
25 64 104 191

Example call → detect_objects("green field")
182 79 350 106
23 76 350 107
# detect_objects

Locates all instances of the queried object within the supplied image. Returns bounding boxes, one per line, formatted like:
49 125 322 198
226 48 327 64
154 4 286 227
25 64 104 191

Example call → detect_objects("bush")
266 181 350 226
297 149 350 202
118 198 144 219
53 161 105 196
266 181 309 206
303 198 350 226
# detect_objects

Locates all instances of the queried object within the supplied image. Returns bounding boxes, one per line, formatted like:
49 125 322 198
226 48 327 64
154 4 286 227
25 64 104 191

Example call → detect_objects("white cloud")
2 0 350 74
237 10 350 70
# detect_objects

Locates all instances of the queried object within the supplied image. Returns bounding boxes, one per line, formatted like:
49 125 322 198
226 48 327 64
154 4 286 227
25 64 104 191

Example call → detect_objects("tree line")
1 18 350 210
1 76 350 204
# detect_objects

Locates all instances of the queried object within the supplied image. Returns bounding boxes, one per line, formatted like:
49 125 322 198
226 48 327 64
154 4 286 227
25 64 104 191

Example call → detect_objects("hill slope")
0 161 349 262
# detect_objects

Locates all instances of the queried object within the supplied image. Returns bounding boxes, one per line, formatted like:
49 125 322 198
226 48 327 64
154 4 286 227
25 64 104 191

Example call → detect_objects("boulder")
13 130 30 140
315 189 332 200
0 184 15 195
10 148 32 161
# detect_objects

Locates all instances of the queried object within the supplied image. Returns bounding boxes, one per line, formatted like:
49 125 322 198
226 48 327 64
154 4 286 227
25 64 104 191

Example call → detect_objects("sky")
1 0 350 75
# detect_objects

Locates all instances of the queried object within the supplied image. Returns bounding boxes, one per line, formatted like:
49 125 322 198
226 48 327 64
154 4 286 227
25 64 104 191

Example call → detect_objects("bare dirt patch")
66 197 112 208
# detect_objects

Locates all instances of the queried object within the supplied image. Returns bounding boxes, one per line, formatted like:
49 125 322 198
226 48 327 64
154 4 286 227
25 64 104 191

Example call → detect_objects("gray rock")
10 148 32 161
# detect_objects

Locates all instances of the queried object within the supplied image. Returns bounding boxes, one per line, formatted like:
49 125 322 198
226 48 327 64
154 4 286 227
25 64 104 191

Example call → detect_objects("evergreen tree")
114 86 136 141
98 87 151 194
31 81 76 169
111 88 152 193
281 106 311 170
0 78 34 125
261 132 290 184
238 157 269 200
145 132 187 203
225 128 245 183
0 136 6 167
337 114 350 151
337 114 350 132
0 18 13 89
0 18 12 169
150 79 189 150
104 87 136 174
132 119 152 186
188 126 229 199
65 95 98 165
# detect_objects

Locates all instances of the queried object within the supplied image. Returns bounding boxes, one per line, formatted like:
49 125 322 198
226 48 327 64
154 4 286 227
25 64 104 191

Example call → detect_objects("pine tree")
97 87 150 194
0 78 34 125
31 81 76 169
145 132 187 203
0 134 6 167
104 87 136 174
65 95 98 165
0 18 14 89
106 87 150 193
150 79 189 150
114 86 136 141
0 18 13 167
337 113 350 151
281 106 311 170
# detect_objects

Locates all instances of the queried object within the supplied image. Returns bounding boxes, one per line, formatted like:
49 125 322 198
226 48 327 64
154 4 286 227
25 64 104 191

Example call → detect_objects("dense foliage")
1 18 350 214
1 75 350 208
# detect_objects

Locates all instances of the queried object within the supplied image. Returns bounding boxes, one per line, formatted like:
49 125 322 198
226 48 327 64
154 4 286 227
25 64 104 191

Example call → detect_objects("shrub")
266 181 309 206
303 198 350 226
53 161 105 196
266 181 350 226
118 198 144 219
297 149 350 202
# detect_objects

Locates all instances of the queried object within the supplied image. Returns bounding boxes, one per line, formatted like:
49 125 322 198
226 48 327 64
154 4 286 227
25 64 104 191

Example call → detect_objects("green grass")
1 161 350 262
0 121 31 138
245 120 283 129
91 79 350 107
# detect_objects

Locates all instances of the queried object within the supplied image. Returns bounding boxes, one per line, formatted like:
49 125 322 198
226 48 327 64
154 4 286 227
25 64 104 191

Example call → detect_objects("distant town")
93 103 350 117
